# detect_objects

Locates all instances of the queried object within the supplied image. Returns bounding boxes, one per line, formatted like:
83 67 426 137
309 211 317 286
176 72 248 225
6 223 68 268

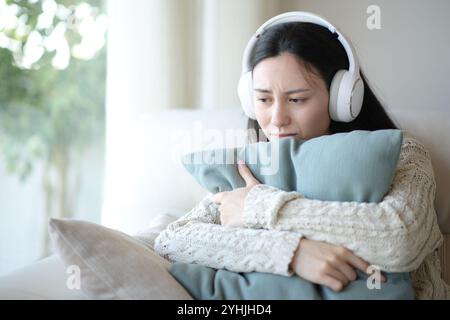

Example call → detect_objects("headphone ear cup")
329 69 347 122
348 76 364 121
238 72 256 120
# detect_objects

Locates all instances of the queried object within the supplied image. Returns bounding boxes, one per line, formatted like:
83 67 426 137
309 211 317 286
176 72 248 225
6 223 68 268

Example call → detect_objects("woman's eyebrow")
253 88 310 94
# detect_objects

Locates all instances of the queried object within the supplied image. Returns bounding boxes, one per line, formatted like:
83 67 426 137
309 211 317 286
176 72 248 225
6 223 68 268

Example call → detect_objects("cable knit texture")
154 195 302 276
155 133 450 300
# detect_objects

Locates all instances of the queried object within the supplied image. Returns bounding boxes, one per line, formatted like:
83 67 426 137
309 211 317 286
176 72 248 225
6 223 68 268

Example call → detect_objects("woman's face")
252 52 331 141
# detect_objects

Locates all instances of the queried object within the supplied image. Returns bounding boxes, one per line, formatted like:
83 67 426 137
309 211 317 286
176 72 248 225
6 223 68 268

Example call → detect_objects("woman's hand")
211 161 261 228
291 238 386 292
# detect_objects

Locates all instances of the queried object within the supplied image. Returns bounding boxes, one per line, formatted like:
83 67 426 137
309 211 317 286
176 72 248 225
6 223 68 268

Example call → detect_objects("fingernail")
238 160 244 165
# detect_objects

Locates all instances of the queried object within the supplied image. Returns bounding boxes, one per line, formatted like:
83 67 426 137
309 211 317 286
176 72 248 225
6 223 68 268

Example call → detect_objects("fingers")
237 160 260 186
331 259 357 282
318 274 345 293
343 251 369 274
343 249 386 283
324 266 350 288
219 211 225 225
211 192 225 204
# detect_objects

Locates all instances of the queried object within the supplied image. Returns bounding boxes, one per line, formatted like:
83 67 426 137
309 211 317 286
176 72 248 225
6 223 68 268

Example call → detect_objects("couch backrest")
101 107 450 234
101 108 249 234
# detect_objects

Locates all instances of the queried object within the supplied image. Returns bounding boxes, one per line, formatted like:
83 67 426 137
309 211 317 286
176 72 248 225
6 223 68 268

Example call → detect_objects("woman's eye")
289 98 306 104
256 98 306 104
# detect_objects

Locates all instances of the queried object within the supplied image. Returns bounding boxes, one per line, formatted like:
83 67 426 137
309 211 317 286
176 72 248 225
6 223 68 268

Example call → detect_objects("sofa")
0 106 448 299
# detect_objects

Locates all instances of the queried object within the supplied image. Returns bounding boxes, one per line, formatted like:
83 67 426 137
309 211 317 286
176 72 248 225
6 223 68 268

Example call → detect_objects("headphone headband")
241 11 359 75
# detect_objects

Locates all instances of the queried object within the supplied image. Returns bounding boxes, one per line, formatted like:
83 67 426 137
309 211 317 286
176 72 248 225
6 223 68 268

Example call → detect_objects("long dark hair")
247 22 399 142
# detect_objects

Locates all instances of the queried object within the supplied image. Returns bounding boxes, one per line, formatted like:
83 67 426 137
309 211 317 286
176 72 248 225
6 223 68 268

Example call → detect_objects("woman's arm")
242 136 443 272
153 193 302 276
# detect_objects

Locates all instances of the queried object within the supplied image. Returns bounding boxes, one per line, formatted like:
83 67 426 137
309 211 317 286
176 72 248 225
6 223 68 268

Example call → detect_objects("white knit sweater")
154 134 450 300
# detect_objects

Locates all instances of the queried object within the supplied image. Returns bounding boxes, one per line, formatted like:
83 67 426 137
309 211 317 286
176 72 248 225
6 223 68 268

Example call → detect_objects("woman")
154 18 450 299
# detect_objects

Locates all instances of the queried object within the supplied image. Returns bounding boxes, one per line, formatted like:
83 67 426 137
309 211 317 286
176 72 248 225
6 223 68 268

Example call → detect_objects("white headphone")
237 11 364 123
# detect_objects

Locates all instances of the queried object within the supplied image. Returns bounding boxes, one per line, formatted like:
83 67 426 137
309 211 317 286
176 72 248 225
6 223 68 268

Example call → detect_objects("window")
0 0 107 275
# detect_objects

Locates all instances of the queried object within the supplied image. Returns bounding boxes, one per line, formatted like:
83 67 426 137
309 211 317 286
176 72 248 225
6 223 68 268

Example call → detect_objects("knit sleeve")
153 193 302 276
242 136 443 273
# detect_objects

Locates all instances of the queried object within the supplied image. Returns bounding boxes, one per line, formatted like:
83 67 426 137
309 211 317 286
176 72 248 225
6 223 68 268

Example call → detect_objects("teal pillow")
169 263 415 300
175 129 407 300
182 129 403 202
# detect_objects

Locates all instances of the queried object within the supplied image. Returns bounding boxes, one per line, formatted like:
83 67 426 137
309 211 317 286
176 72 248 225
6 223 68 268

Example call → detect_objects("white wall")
280 0 450 113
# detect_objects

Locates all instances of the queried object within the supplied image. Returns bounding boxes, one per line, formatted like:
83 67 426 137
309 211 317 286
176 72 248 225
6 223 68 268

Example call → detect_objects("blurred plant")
0 0 107 257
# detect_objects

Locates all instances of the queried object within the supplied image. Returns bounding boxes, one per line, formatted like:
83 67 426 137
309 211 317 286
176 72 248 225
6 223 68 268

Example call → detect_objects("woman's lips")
271 133 297 138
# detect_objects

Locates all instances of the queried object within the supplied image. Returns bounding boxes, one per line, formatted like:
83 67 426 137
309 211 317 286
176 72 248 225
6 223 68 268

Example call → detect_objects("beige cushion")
48 218 192 300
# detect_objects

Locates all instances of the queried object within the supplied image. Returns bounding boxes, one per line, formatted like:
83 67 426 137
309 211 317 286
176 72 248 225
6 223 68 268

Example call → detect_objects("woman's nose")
271 101 290 128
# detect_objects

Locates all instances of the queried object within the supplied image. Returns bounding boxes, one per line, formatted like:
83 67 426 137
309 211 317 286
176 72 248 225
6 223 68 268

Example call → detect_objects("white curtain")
105 0 286 117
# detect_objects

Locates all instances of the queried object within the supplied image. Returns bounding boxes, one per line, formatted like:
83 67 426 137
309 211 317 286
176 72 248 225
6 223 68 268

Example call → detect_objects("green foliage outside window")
0 0 107 257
